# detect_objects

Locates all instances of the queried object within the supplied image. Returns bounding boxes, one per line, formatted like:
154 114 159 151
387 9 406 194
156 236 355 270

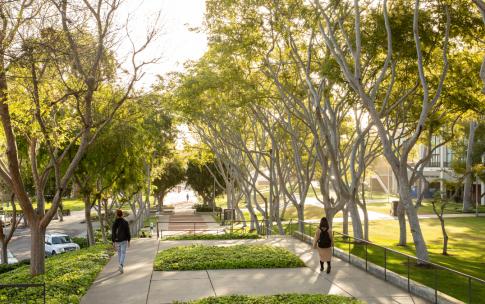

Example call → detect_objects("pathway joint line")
206 270 217 297
145 239 160 304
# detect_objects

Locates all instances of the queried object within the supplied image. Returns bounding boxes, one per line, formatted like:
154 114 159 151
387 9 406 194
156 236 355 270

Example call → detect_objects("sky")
117 0 208 89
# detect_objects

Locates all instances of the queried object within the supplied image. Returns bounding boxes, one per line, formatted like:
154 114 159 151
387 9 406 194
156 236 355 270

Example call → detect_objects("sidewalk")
81 207 429 304
80 238 158 304
150 238 428 304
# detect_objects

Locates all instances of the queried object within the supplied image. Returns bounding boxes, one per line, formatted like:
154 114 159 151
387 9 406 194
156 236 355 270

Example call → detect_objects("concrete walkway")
80 238 159 304
150 238 428 304
81 207 429 304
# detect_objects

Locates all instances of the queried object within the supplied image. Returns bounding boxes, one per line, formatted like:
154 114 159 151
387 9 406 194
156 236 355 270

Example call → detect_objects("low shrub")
154 244 305 271
174 294 362 304
193 204 222 213
0 244 113 304
72 237 89 249
0 259 30 275
163 233 260 241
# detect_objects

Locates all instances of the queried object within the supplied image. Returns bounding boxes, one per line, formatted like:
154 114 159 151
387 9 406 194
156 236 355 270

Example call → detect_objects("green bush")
163 233 260 241
72 237 89 249
193 204 222 212
0 259 30 275
174 294 362 304
0 244 113 304
154 244 305 271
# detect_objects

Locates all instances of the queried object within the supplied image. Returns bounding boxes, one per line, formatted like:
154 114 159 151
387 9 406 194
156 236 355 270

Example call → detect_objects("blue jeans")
116 241 128 266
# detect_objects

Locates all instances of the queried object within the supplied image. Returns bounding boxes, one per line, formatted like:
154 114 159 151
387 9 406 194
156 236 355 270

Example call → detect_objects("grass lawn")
154 244 305 271
287 217 485 302
365 201 485 216
175 294 362 304
1 198 85 212
0 244 113 304
163 233 260 241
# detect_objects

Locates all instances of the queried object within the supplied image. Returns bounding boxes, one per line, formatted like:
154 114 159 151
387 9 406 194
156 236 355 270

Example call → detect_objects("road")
8 211 99 261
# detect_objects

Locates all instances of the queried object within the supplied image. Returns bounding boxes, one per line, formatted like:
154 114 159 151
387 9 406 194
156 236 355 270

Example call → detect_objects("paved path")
80 238 159 304
82 206 428 304
150 238 428 304
82 236 428 304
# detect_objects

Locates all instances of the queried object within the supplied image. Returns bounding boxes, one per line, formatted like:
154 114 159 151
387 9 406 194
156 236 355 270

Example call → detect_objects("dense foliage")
163 233 259 241
0 245 112 303
174 294 363 304
153 244 305 271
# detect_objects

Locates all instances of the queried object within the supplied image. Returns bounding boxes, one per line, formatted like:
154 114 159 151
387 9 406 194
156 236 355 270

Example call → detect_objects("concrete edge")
293 231 463 304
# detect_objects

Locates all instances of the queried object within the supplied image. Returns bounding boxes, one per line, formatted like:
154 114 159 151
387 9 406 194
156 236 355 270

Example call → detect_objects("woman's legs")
326 261 331 273
319 261 324 271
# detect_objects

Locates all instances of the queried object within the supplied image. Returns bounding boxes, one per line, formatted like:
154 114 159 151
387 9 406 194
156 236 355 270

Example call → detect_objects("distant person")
313 217 333 273
186 193 189 202
111 209 131 274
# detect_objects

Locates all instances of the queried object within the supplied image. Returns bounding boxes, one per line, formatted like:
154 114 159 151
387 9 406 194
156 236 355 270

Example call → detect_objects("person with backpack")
111 209 131 274
313 217 333 273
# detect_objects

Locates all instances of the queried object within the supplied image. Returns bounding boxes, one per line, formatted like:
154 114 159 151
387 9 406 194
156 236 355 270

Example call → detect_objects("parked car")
0 249 19 264
44 233 80 256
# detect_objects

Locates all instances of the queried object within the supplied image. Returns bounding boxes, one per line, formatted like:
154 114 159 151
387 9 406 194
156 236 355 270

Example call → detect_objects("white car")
0 249 18 264
44 233 80 256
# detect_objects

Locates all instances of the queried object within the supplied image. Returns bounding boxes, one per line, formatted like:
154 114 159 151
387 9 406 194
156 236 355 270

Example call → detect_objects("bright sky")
117 0 208 89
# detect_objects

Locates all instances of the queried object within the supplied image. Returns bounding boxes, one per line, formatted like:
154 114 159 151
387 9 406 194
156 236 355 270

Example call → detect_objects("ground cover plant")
154 244 305 271
175 294 363 304
0 244 112 303
163 233 260 241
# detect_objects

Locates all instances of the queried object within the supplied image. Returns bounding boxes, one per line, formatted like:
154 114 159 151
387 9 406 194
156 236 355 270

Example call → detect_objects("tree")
153 158 185 210
186 157 224 206
0 0 157 274
0 194 22 264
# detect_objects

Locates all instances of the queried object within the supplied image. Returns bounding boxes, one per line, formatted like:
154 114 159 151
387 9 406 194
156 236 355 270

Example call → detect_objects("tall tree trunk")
439 217 448 255
296 204 305 233
348 198 364 240
463 121 478 212
342 205 349 235
399 177 429 261
30 222 46 275
398 202 407 246
0 241 7 265
97 199 107 243
84 194 95 246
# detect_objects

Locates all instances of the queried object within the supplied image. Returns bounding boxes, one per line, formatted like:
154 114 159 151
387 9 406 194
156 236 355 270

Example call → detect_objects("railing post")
157 222 159 239
407 256 410 292
365 242 368 271
348 235 351 262
434 266 438 304
332 231 335 256
193 222 195 235
43 282 46 304
468 277 472 304
309 222 312 240
384 248 387 281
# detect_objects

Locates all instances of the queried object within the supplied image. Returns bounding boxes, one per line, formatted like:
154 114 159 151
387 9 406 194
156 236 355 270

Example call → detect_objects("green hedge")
193 204 222 212
0 244 113 304
174 294 362 304
0 259 30 275
163 233 260 241
72 237 89 249
154 244 305 271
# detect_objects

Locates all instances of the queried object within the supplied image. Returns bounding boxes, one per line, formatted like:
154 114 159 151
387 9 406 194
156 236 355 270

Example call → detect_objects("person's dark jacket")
111 217 131 242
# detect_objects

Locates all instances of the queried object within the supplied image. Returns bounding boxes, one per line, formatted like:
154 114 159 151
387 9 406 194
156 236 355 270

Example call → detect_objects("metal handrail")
331 230 485 285
0 282 46 304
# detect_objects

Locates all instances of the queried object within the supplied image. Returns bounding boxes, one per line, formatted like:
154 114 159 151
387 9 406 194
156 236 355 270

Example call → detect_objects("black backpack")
318 228 331 248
